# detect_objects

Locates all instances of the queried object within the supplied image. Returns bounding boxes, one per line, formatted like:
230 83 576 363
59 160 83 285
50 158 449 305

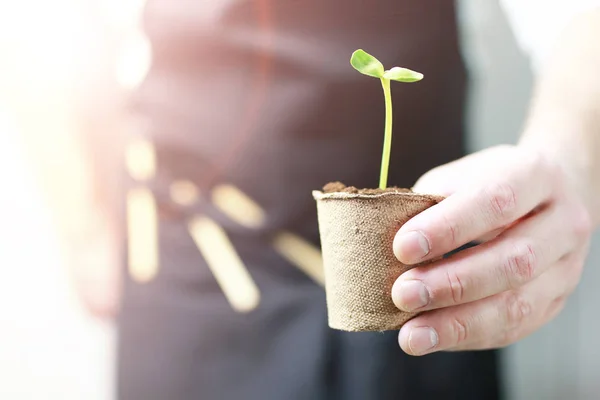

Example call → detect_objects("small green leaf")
350 49 384 78
383 67 424 82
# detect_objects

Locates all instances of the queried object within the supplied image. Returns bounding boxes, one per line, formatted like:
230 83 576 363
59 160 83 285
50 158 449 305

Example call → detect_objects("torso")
117 2 500 400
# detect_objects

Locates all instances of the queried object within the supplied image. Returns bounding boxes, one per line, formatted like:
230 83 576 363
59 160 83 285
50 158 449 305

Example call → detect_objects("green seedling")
350 49 423 189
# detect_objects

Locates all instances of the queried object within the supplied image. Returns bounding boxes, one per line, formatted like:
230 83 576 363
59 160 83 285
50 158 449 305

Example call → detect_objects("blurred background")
0 1 598 399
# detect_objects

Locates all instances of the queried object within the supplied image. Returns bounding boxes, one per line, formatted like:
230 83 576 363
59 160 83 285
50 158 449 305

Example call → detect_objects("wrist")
518 121 598 227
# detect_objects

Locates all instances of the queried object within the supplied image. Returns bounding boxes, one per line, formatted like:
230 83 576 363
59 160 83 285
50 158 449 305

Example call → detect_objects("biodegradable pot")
313 185 443 332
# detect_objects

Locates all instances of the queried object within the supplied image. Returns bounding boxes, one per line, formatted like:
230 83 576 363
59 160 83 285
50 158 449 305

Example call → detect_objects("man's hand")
66 215 122 320
391 145 593 355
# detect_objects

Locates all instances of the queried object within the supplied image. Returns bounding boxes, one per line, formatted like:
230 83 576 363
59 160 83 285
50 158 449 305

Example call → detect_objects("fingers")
398 290 532 356
447 298 565 352
398 256 582 355
446 271 575 353
394 155 555 265
392 204 578 312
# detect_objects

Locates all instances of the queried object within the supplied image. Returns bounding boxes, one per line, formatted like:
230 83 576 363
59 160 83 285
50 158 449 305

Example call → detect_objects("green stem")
379 78 392 189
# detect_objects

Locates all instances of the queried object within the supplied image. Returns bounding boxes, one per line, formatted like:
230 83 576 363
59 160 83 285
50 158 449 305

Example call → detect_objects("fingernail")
394 231 430 263
408 327 438 355
392 280 430 311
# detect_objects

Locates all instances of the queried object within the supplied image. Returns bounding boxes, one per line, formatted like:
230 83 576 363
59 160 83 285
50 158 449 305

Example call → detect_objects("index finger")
393 157 555 264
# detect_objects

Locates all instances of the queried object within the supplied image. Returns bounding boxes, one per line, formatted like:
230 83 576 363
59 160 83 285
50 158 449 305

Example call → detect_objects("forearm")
15 108 121 252
519 9 600 226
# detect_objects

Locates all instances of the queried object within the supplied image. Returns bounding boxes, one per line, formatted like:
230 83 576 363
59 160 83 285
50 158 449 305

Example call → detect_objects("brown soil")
322 181 413 195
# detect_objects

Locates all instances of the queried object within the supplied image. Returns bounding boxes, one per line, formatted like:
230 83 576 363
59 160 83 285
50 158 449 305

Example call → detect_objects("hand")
391 145 593 355
67 219 122 320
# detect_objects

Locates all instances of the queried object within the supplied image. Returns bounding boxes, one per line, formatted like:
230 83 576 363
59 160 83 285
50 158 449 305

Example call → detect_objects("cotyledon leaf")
350 49 384 78
383 66 424 83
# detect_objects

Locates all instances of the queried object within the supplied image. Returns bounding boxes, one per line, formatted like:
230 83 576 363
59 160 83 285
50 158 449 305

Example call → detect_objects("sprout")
350 49 423 189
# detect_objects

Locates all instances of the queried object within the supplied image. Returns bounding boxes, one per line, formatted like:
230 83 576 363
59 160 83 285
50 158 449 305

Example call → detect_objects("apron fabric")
117 1 502 399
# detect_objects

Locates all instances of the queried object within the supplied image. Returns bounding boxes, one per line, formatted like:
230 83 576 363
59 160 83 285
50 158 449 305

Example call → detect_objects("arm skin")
390 9 600 355
519 9 600 225
1 2 129 319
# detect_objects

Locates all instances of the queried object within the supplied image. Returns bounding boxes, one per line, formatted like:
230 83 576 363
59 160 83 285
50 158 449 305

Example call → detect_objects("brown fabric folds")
313 190 443 332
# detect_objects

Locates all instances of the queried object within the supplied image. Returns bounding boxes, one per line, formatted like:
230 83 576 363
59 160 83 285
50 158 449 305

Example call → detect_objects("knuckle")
565 262 584 293
530 150 550 172
450 316 469 345
528 149 555 177
485 182 518 221
441 214 460 247
504 291 531 330
572 204 593 239
548 297 568 321
504 242 537 287
446 268 466 305
556 256 583 294
572 259 586 279
549 296 567 312
542 158 567 191
550 164 565 188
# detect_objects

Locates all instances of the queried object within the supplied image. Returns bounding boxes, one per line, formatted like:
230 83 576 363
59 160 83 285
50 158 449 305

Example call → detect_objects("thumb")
411 166 462 197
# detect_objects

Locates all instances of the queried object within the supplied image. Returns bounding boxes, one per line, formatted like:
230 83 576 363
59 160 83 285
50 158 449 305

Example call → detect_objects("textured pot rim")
312 190 444 202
